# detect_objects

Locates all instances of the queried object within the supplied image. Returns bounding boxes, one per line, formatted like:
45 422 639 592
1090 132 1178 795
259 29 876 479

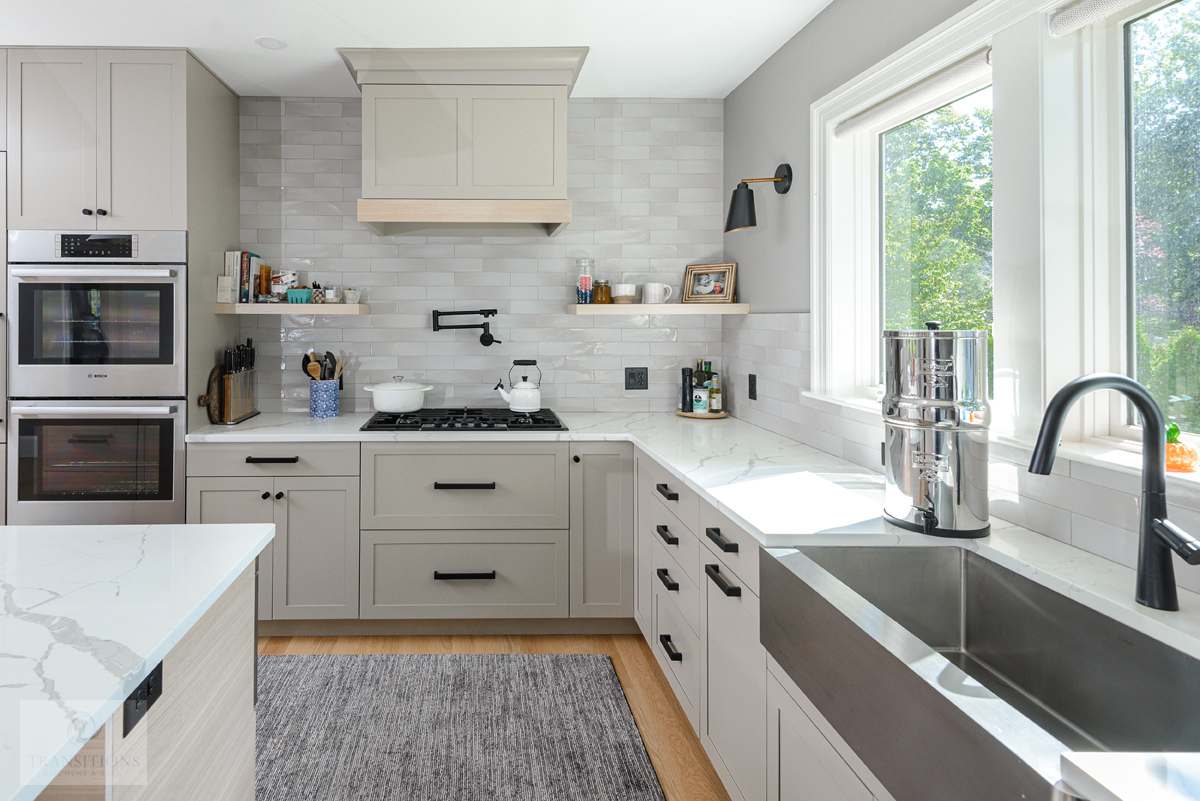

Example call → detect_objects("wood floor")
258 633 731 801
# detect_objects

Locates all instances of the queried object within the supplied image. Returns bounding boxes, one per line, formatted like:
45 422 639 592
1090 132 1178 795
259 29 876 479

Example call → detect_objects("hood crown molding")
338 46 589 94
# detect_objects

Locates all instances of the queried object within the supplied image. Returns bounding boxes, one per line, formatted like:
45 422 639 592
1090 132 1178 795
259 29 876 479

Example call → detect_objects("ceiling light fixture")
254 36 288 50
724 163 792 233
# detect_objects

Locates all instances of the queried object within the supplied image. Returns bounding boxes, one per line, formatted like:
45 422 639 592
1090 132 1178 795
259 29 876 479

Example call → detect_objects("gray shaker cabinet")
7 48 186 230
568 441 634 618
362 84 568 200
271 476 360 620
186 476 276 621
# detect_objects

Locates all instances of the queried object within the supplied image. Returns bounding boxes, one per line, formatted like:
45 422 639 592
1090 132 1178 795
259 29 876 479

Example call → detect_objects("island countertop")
1 523 274 801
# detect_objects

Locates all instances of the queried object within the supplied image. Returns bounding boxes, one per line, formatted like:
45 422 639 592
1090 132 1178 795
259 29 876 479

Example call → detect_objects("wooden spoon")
306 361 322 380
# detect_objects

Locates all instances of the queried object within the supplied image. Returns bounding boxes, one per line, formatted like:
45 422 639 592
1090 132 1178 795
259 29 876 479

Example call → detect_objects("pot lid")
364 375 432 392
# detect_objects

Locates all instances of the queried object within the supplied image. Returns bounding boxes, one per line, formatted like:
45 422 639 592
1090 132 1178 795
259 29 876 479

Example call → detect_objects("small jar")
594 280 611 304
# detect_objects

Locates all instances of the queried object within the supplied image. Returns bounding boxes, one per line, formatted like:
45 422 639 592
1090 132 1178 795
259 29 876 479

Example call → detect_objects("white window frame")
810 0 1186 454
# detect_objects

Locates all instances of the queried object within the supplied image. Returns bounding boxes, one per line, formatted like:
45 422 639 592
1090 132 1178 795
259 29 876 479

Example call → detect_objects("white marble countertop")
0 523 274 801
187 410 1200 800
1063 753 1200 801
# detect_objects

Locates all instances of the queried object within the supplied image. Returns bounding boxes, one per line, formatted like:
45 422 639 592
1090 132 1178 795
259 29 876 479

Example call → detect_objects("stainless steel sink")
761 546 1200 801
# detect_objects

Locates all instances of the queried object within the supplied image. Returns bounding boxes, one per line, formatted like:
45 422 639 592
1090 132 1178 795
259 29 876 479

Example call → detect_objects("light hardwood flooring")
258 634 731 801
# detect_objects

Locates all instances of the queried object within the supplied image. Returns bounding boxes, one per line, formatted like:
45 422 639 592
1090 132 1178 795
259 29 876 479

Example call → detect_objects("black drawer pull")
434 571 497 580
655 524 678 545
705 563 742 597
434 482 497 490
246 456 300 464
656 568 679 591
706 527 738 553
656 483 679 501
659 634 683 661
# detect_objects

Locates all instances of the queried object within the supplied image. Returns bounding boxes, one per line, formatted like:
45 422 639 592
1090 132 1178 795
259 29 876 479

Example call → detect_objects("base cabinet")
767 670 873 801
186 475 360 620
569 441 634 617
702 561 766 801
360 529 569 618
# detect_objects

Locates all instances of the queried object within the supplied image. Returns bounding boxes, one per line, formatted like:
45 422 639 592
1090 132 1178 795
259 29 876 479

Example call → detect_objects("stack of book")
219 251 263 303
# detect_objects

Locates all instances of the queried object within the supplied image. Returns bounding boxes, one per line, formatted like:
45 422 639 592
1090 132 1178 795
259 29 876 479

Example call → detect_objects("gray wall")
722 0 978 312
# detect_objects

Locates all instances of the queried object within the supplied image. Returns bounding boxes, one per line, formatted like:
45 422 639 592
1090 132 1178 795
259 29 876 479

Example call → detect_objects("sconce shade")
724 182 757 233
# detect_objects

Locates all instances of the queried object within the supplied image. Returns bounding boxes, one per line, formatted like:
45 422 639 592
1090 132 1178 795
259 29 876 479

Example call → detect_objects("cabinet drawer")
638 451 700 534
187 442 359 477
360 529 569 618
699 501 761 596
654 582 701 728
361 442 569 529
639 480 701 586
651 532 700 637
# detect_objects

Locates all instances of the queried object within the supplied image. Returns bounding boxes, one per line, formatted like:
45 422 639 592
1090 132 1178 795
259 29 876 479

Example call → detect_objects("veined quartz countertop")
188 410 1200 800
0 523 274 801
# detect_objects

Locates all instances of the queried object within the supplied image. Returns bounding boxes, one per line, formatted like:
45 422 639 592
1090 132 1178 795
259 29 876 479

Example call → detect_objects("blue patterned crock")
309 379 339 418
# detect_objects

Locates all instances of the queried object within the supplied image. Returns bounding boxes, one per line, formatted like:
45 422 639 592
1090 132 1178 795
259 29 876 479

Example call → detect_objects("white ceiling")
1 0 835 99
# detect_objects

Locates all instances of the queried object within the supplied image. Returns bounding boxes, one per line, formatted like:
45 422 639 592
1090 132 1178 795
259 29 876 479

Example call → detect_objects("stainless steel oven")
7 400 185 525
7 231 186 398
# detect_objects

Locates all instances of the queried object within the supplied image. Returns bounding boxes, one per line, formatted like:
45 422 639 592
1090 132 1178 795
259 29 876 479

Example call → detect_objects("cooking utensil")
302 351 314 377
364 376 433 413
306 361 322 380
325 351 337 381
198 365 225 424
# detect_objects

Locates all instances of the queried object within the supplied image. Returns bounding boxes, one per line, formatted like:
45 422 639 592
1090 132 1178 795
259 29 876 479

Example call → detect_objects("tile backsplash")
238 96 725 413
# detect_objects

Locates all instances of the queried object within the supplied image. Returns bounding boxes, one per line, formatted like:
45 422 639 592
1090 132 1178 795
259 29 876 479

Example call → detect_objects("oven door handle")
11 406 177 417
10 268 177 279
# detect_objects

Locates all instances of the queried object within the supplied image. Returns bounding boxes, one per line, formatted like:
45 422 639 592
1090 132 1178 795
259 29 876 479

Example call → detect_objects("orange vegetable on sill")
1166 423 1198 473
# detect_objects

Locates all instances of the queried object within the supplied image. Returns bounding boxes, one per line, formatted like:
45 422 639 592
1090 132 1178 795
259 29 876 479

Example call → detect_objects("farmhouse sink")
761 546 1200 801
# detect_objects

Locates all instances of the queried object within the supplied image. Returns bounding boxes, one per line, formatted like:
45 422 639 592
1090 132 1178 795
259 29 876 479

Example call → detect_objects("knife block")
223 369 259 424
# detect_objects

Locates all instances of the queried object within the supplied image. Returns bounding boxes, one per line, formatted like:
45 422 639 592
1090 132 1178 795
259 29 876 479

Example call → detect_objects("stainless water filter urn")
882 322 989 537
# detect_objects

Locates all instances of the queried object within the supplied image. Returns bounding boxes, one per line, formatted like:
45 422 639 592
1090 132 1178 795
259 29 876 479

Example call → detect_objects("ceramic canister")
309 379 339 418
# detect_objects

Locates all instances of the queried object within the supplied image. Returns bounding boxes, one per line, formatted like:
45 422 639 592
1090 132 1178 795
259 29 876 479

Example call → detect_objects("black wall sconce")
724 163 792 233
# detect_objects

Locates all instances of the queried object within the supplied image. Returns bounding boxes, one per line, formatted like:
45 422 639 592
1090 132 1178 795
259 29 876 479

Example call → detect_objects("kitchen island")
1 523 274 801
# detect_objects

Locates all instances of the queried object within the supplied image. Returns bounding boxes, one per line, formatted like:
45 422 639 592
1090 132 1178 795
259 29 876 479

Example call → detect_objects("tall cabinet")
7 49 187 230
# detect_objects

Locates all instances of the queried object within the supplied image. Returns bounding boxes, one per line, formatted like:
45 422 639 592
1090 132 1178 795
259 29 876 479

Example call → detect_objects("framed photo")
682 262 737 303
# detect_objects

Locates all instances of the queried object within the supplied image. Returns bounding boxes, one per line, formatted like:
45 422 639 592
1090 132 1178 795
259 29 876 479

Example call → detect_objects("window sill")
992 434 1200 492
800 391 883 424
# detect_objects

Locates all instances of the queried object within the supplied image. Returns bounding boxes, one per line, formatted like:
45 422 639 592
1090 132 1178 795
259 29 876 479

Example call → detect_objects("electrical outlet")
625 367 649 390
748 373 757 400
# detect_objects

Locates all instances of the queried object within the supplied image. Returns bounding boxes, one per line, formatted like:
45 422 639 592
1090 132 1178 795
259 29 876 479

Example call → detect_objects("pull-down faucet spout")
1029 373 1200 611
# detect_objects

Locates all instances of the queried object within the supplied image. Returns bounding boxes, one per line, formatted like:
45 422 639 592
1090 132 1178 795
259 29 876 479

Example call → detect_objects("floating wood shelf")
214 303 370 315
570 303 750 315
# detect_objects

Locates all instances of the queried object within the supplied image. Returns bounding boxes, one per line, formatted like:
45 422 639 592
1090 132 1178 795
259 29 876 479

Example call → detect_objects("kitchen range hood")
339 47 588 237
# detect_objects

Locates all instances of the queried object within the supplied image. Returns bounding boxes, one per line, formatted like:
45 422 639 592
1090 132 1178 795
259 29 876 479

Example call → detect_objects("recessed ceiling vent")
339 47 588 237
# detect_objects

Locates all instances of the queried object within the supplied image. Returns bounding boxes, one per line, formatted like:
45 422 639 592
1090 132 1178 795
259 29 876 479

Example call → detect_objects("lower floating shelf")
570 303 749 315
214 303 369 315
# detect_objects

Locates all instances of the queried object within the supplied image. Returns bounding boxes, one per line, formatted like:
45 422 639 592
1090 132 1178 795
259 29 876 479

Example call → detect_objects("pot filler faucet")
1029 373 1200 611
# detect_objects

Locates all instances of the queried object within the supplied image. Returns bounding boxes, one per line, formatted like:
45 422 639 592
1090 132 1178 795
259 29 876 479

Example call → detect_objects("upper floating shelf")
214 303 370 315
570 303 750 315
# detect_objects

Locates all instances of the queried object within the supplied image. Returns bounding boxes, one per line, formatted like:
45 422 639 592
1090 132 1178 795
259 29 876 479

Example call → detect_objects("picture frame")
682 262 737 303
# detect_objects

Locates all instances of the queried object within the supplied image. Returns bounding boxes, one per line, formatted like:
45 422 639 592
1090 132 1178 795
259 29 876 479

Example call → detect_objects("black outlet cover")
748 374 757 400
124 661 163 738
625 367 649 390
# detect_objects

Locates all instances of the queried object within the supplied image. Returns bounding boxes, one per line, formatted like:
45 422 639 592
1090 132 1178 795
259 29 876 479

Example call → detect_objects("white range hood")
339 47 588 237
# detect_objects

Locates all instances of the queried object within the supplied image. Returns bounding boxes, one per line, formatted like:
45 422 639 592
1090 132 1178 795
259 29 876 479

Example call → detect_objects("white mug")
642 283 673 304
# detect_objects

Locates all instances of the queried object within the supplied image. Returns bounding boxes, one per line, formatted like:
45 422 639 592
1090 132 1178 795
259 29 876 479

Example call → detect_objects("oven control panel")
56 234 138 259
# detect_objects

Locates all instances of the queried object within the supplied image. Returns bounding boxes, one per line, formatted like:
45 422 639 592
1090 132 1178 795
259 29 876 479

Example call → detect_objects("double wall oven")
7 231 187 524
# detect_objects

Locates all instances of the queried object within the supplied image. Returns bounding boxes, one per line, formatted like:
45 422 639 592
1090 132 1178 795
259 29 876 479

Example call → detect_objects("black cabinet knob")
274 491 284 500
573 455 581 463
82 208 93 215
96 209 108 216
261 491 270 500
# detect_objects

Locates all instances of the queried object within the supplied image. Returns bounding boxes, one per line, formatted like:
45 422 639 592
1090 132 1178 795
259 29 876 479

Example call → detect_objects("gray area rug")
256 653 666 801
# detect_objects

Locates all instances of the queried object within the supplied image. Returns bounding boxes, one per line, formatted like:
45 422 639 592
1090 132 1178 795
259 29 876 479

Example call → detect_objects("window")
1127 0 1200 433
881 87 994 384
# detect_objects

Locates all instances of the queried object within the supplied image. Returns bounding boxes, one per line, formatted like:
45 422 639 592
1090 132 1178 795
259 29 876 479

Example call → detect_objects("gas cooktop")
360 408 568 432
